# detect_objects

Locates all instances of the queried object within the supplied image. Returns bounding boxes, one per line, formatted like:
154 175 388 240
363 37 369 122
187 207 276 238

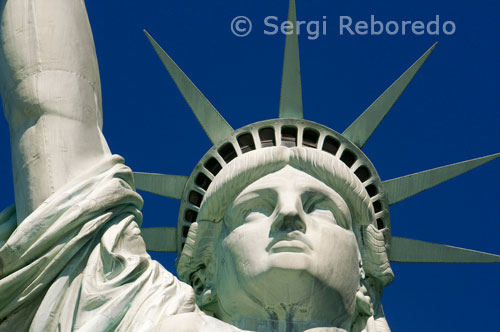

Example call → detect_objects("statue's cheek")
218 225 270 277
315 228 360 291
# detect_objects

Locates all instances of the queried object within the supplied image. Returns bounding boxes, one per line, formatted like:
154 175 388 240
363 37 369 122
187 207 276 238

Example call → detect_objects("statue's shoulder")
154 312 244 332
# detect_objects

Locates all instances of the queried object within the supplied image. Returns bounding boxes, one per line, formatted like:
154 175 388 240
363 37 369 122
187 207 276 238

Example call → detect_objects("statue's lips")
268 238 311 254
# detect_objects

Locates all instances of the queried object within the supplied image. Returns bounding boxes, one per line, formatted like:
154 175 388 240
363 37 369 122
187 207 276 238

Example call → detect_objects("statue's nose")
271 193 307 234
276 215 306 233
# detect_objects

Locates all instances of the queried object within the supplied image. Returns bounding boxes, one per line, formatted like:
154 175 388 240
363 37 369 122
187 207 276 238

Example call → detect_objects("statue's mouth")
269 240 309 254
267 234 312 254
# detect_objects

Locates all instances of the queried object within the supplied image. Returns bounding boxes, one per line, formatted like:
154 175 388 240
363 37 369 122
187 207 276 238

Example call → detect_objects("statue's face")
213 165 360 324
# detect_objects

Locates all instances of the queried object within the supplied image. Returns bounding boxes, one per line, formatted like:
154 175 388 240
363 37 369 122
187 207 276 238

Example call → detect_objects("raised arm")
0 0 110 222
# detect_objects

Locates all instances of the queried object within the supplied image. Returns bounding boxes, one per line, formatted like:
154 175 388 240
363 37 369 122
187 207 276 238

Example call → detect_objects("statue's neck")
213 272 355 331
230 315 350 332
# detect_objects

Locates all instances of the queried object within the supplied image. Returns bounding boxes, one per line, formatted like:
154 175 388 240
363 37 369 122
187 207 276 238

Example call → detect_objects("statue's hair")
176 146 394 326
361 225 394 286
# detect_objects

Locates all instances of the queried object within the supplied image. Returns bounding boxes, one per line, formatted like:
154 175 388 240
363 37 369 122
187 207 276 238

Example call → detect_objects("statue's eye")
243 209 270 223
303 194 329 214
303 194 347 228
242 200 275 222
224 207 271 229
225 194 275 228
307 202 336 222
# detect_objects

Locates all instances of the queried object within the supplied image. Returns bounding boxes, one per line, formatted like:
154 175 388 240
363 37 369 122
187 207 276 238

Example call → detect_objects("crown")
134 0 500 266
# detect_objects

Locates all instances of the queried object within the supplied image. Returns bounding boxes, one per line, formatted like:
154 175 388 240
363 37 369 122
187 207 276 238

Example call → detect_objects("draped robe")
0 156 211 332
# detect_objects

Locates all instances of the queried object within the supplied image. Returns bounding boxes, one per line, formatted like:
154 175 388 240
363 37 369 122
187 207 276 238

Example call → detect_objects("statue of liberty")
0 0 499 331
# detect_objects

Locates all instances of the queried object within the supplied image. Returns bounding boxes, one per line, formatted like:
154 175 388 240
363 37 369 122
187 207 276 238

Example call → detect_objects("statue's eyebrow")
301 190 351 229
224 189 276 228
301 190 330 207
301 190 338 214
232 188 277 209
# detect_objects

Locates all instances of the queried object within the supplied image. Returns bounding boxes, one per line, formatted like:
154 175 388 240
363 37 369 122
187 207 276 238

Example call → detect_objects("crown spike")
141 227 177 252
390 237 500 263
133 172 188 200
343 43 437 148
383 153 500 205
144 30 233 145
278 0 303 119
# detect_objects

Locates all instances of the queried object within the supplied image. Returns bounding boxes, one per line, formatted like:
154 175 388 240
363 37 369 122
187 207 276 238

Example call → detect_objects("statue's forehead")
233 165 348 207
237 165 331 194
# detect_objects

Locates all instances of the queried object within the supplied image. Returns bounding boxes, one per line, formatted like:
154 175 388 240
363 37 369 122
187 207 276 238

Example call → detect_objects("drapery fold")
0 155 197 332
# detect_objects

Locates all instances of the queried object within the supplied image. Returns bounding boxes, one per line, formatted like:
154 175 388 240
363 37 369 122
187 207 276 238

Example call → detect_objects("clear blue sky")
1 1 499 331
